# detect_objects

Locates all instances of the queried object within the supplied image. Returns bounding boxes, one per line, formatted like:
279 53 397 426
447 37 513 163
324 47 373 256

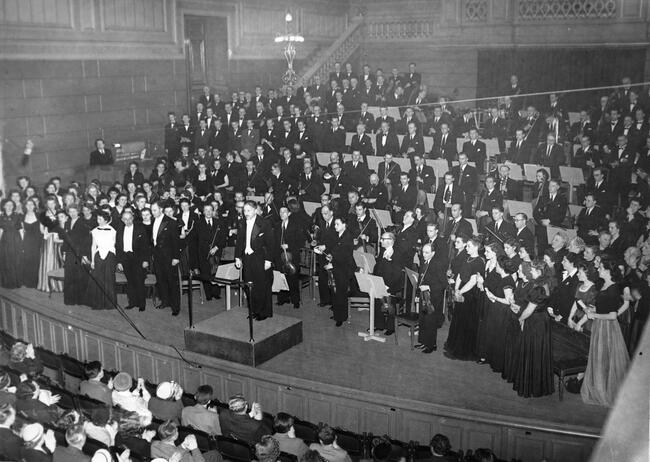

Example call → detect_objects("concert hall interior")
0 1 649 462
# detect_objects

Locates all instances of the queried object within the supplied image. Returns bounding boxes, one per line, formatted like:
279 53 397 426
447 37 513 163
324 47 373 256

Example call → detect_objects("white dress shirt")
152 216 163 246
245 217 255 254
123 224 134 253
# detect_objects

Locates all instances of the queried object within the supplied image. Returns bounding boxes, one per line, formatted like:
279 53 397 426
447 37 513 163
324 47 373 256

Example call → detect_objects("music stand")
355 273 389 343
523 164 549 182
505 200 534 220
272 271 289 292
345 132 354 146
393 156 412 172
559 166 585 204
366 155 381 173
546 226 577 244
214 263 241 310
368 106 381 118
316 152 331 167
302 201 320 217
353 251 376 274
430 159 450 184
371 208 393 227
423 136 434 153
426 193 435 209
568 204 584 219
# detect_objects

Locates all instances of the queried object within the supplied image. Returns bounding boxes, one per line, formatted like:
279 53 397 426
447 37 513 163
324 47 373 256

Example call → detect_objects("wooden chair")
394 268 419 349
298 247 315 300
177 266 205 304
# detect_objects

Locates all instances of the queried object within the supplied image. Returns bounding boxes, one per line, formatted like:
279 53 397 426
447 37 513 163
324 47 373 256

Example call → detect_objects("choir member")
62 204 91 305
20 198 43 288
85 210 117 310
0 199 22 289
116 209 151 311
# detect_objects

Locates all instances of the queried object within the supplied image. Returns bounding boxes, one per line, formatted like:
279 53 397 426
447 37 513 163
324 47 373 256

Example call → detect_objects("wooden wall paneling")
100 338 118 371
305 396 333 427
102 0 167 32
620 0 643 18
278 387 307 418
360 405 395 438
84 333 102 364
117 343 138 376
252 381 281 415
462 421 503 456
21 308 38 344
506 429 548 462
136 352 156 382
543 432 594 462
39 318 53 351
154 355 179 384
197 369 226 399
224 375 246 399
399 409 437 444
0 0 73 27
63 325 82 359
333 401 362 432
51 323 67 354
180 365 203 395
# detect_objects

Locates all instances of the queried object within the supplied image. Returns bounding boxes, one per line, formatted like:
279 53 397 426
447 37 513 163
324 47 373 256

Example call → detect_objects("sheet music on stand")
371 209 393 227
303 201 320 217
247 195 265 204
523 164 549 182
355 273 389 343
353 251 376 274
272 271 289 292
214 263 241 310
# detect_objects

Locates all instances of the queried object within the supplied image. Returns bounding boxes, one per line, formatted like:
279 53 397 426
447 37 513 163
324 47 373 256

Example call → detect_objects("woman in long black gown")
20 198 42 288
513 260 554 398
0 199 23 288
63 204 92 305
445 237 485 360
85 210 117 310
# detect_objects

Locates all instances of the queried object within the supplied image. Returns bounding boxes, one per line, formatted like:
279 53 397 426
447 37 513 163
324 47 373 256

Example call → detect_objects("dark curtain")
476 47 646 112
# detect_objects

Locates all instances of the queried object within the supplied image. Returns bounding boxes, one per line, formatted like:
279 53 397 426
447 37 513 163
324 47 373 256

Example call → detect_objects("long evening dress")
502 279 528 383
513 283 554 398
84 226 117 310
63 218 92 305
20 219 42 288
445 255 485 360
477 272 512 373
0 213 23 288
37 212 63 293
581 284 630 406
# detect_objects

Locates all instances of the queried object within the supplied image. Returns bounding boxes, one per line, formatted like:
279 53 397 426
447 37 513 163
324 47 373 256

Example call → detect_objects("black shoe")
443 350 456 360
155 304 164 310
172 311 180 317
384 329 394 336
318 302 330 307
256 315 269 321
293 304 300 309
431 344 437 351
414 343 426 349
367 327 384 333
138 306 145 312
422 347 434 354
277 301 287 306
477 358 487 364
329 315 335 320
124 305 135 310
335 321 343 327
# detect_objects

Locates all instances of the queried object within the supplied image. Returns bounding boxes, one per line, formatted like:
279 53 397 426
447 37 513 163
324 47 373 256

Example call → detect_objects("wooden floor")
10 287 608 434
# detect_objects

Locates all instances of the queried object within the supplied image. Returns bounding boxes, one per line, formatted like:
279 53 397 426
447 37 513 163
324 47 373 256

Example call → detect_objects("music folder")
353 251 376 274
272 271 289 292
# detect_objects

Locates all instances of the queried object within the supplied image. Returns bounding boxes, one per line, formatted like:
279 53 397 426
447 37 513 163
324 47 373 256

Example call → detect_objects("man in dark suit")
377 153 402 196
608 134 636 204
322 117 347 154
251 145 275 182
306 105 328 152
415 241 448 353
357 103 375 132
483 108 507 152
569 110 594 144
211 119 229 155
444 203 473 242
343 151 370 191
513 213 535 256
151 202 181 315
507 129 532 164
329 62 343 86
572 135 602 170
427 106 453 136
431 123 456 165
586 168 614 216
376 120 400 158
235 201 276 320
404 63 421 100
534 132 565 178
485 206 515 245
116 210 151 311
297 163 324 203
177 114 194 150
394 210 419 270
363 173 389 210
89 138 113 166
400 121 425 160
451 153 478 218
410 154 436 193
547 253 580 324
276 206 307 309
391 173 417 222
308 75 327 103
349 124 374 161
462 128 487 174
576 193 608 246
193 119 213 152
493 164 522 201
433 172 463 217
474 175 503 232
533 179 568 253
597 108 623 147
164 112 181 161
374 106 395 132
314 205 337 306
350 202 378 252
191 204 228 302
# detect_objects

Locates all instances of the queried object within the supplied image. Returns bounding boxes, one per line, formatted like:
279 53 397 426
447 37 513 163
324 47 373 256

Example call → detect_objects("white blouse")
92 226 116 259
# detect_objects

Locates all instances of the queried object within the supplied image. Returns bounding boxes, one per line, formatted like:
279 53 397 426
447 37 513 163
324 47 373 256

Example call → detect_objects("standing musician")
350 202 378 252
377 153 402 200
394 210 419 270
434 172 463 234
363 173 388 210
235 201 276 321
372 232 404 336
376 120 400 158
421 222 448 262
298 162 324 203
151 201 181 316
192 204 227 302
484 206 515 245
451 153 478 218
276 206 306 309
391 172 417 223
315 216 355 326
410 154 436 193
415 242 448 353
474 175 503 233
445 203 473 244
116 209 151 312
314 205 337 307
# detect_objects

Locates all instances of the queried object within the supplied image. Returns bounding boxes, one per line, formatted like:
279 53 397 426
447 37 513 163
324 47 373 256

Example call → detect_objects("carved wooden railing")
299 16 364 84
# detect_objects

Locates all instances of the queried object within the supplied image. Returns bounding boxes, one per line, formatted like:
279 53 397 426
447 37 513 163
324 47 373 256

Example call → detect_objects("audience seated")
218 394 271 443
181 385 222 436
79 361 112 406
271 412 309 458
52 424 90 462
150 420 221 462
111 372 153 426
148 381 184 424
308 424 352 462
255 435 281 462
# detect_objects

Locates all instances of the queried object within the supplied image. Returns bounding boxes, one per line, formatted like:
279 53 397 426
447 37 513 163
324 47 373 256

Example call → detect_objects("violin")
280 247 297 275
420 289 435 314
325 253 337 293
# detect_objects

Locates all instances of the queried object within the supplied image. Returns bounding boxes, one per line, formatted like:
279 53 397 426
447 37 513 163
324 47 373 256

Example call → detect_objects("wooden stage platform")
1 287 607 437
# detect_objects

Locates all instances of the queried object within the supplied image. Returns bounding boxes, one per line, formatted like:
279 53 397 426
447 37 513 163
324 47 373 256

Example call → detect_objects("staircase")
297 16 365 84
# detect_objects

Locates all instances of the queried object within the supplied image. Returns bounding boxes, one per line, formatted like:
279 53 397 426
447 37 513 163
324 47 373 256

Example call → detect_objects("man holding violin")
191 204 228 301
350 202 378 252
276 206 307 309
416 242 448 353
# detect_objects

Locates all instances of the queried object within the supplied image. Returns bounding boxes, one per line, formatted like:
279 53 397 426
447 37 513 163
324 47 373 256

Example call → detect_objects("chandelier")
274 11 304 86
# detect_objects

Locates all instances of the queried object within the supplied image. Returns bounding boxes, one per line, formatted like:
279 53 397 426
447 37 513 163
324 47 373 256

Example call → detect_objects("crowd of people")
0 63 649 413
0 338 508 462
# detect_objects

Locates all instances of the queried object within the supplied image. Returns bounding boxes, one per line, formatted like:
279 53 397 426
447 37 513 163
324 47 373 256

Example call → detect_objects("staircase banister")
301 16 364 83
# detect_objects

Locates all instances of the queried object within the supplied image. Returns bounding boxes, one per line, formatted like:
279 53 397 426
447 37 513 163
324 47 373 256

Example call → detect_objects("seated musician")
363 173 388 210
350 202 378 253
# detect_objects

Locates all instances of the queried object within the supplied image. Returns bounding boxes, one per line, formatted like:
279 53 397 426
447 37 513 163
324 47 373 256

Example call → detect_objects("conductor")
235 201 276 321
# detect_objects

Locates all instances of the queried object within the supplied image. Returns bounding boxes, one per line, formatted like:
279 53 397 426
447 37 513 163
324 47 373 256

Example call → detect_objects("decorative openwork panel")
464 0 489 22
518 0 617 20
365 20 436 40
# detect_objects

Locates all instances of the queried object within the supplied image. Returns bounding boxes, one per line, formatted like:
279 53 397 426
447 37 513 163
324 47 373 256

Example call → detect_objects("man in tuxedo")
329 62 343 86
415 241 448 353
327 162 352 202
360 79 377 106
116 210 151 311
410 154 435 193
349 123 374 161
276 206 307 309
376 120 400 158
572 135 602 170
343 150 370 191
391 172 417 222
193 119 213 152
363 173 389 210
534 132 565 178
586 168 614 216
597 108 623 147
298 162 324 203
374 106 395 132
350 202 378 252
192 204 227 302
461 128 486 174
433 172 463 217
451 153 478 218
235 201 276 320
533 179 568 253
519 105 541 143
493 164 522 201
404 62 421 100
386 85 406 108
400 121 425 160
178 114 194 150
485 206 515 245
192 102 205 127
151 202 181 315
569 110 594 144
278 119 297 151
377 153 402 197
431 123 456 165
251 144 275 181
357 103 375 132
397 107 420 135
427 106 452 136
609 134 635 204
394 210 419 270
210 118 229 155
547 253 580 324
576 193 608 246
315 205 337 306
322 117 347 154
89 138 114 166
444 203 473 242
483 107 507 152
513 213 535 256
308 75 327 103
307 104 328 151
164 112 181 161
474 175 503 232
506 129 530 164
